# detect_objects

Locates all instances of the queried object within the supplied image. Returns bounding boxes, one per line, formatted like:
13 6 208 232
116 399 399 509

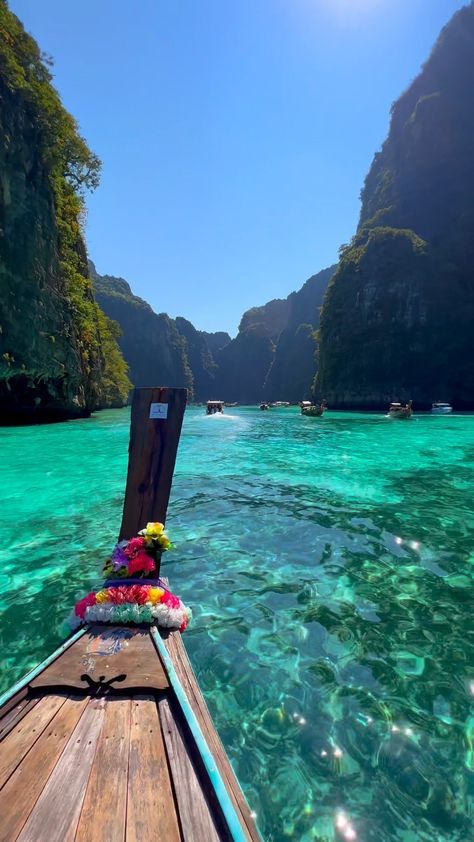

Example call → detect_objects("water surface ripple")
1 407 473 841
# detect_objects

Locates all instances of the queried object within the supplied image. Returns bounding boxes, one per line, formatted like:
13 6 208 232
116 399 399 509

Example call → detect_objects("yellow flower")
148 587 164 605
95 590 109 604
146 522 164 536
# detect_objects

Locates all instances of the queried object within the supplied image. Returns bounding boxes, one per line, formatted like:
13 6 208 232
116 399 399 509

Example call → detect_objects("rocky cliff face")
214 325 275 404
212 265 335 403
239 298 291 338
0 3 130 422
174 317 218 400
200 331 231 356
317 3 474 408
91 260 334 405
264 266 335 401
90 263 194 397
0 77 82 421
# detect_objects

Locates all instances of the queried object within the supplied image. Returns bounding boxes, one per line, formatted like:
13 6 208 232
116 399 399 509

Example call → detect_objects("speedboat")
260 402 269 410
431 402 453 414
388 401 413 419
206 400 224 414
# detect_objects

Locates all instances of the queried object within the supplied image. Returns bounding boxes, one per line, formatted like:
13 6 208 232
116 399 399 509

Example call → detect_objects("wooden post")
119 387 187 542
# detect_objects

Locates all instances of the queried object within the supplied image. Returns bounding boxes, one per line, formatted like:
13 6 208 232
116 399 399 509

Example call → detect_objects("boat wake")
204 412 239 421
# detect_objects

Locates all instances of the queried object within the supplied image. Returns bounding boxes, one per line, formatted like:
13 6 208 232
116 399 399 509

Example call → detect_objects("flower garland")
70 522 190 632
103 522 172 579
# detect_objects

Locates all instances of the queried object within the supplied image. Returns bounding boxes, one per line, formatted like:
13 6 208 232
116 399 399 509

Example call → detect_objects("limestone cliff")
264 266 336 402
91 259 334 405
214 325 275 404
239 298 291 338
213 265 335 403
0 2 130 421
317 3 474 408
90 263 194 397
200 331 231 356
175 317 218 400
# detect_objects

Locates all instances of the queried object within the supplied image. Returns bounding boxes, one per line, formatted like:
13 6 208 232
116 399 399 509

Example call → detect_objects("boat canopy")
206 399 224 414
300 400 312 408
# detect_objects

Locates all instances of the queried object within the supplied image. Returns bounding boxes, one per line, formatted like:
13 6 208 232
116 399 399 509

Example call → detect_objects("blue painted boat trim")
150 627 253 842
0 628 86 710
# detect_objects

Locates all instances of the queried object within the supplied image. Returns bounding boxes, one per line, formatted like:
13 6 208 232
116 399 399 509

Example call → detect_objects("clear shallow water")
1 406 473 841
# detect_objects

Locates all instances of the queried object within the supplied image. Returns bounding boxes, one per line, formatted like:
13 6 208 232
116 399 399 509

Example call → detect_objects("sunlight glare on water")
1 405 473 841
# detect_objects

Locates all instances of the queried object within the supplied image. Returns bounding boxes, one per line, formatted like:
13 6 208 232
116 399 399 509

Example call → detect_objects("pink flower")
124 537 146 559
128 552 156 576
74 592 97 618
161 590 181 610
127 584 151 604
179 615 188 633
107 586 129 605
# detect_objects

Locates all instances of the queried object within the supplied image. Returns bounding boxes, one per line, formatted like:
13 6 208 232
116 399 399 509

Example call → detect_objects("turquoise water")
1 406 473 841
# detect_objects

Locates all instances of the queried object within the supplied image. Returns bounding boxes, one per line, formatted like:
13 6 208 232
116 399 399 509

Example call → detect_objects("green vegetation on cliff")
0 2 130 420
317 3 474 408
90 262 193 398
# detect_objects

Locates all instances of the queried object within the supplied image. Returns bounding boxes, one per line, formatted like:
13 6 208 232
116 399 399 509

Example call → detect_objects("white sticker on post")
149 402 168 420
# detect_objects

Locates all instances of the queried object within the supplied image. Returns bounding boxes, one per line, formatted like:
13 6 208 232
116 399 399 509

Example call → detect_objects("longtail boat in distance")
0 387 260 842
388 400 413 419
300 400 325 417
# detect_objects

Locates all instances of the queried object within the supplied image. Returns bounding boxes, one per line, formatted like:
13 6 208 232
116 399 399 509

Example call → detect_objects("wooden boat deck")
0 626 259 842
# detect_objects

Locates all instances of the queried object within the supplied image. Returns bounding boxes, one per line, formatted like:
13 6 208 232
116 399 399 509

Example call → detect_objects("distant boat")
270 401 290 407
431 401 453 414
206 400 224 414
300 400 325 417
388 401 413 419
260 402 269 411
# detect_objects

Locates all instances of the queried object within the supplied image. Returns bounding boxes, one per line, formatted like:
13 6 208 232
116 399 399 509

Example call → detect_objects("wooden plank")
31 627 168 692
163 632 259 842
158 696 223 842
17 698 106 842
0 686 29 723
0 697 39 742
119 387 187 547
0 696 89 842
0 694 67 789
126 695 181 842
75 698 131 842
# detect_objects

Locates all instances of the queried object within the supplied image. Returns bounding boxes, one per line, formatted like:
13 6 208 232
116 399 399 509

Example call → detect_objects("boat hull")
388 410 413 419
301 407 324 417
0 624 260 842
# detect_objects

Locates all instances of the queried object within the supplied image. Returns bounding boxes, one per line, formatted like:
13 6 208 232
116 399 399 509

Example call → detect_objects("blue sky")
10 0 467 335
